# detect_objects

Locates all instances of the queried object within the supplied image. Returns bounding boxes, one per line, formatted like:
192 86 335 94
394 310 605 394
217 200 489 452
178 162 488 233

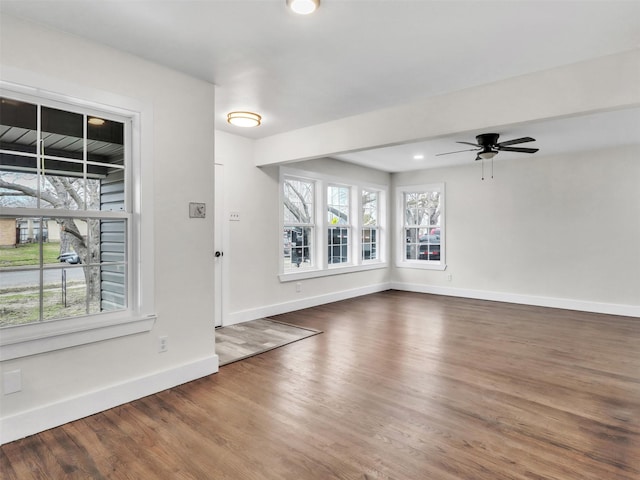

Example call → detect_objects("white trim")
225 283 390 326
227 281 640 326
391 282 640 318
280 166 389 278
0 354 219 445
395 183 446 270
0 315 156 361
279 261 386 282
0 69 156 359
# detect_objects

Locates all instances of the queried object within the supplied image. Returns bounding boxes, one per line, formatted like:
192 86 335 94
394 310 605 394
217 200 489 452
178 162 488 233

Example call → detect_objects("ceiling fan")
436 133 539 161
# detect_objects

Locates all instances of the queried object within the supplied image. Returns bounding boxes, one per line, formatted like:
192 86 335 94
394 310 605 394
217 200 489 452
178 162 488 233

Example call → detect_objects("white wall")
391 145 640 315
216 131 391 325
1 16 217 442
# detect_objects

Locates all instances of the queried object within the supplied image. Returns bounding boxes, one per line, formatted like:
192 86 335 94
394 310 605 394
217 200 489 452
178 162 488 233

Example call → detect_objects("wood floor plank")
2 291 639 479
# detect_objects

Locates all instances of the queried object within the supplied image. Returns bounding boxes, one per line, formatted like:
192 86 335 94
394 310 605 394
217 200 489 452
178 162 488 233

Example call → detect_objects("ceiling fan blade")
456 141 480 147
498 146 539 154
496 136 536 147
435 148 480 156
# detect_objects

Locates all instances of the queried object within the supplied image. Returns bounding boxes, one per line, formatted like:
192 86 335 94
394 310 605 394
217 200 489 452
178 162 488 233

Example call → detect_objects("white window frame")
279 167 387 282
282 175 317 272
0 75 155 361
396 183 446 271
361 188 380 263
327 183 352 267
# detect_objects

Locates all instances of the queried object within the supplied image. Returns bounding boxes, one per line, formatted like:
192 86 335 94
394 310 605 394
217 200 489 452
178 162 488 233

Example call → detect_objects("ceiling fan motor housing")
476 133 499 147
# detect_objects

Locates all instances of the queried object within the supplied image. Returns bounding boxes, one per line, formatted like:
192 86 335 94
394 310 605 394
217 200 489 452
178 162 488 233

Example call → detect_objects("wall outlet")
447 274 453 282
229 212 240 221
3 369 22 395
158 336 168 353
295 282 302 293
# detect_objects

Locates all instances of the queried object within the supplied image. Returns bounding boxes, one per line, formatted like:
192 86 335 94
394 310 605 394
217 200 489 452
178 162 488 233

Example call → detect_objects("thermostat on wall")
189 202 206 218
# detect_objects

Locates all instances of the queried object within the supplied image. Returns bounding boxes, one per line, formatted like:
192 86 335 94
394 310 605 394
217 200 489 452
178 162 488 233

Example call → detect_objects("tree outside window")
400 185 444 267
281 169 386 277
0 96 128 327
327 185 350 265
362 189 378 261
283 177 314 270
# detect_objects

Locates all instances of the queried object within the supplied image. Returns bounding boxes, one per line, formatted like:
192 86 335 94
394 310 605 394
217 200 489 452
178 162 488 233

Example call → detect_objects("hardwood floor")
2 291 639 479
216 318 321 366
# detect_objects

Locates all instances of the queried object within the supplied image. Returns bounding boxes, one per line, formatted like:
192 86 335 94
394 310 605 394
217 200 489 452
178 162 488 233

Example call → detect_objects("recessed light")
88 117 105 126
227 111 262 128
287 0 319 15
413 154 424 160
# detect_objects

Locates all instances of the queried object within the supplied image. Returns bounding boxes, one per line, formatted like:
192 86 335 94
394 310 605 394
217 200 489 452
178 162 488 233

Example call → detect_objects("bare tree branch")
60 177 85 208
0 178 61 206
284 181 311 223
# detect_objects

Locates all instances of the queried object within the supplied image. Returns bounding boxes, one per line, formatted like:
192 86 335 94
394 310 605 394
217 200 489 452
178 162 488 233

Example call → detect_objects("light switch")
189 202 206 218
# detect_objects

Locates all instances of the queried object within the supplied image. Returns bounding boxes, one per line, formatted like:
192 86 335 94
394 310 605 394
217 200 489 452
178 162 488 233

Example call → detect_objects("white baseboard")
225 281 639 327
0 354 219 445
224 283 390 326
391 282 640 318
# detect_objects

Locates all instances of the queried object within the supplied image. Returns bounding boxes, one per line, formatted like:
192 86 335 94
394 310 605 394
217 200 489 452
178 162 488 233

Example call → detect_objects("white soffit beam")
254 49 640 166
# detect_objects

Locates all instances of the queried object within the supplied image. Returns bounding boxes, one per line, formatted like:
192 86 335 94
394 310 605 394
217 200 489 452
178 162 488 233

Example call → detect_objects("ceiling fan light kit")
287 0 320 15
478 148 497 160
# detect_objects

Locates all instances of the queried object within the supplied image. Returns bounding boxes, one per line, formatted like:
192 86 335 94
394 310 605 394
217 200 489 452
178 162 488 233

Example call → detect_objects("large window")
362 189 378 261
280 168 386 280
0 83 152 360
327 185 350 265
0 95 128 327
283 177 315 271
397 183 445 270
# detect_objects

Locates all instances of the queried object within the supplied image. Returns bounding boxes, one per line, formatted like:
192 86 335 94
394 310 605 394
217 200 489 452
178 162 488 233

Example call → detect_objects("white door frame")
214 162 225 327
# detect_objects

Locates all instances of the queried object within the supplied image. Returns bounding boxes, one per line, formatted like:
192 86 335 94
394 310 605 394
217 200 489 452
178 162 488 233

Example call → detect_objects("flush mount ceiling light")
287 0 319 15
87 117 105 126
227 111 262 128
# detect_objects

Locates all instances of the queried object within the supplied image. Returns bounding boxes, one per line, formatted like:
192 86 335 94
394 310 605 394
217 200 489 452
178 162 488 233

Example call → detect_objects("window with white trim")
283 176 315 271
327 184 350 265
361 189 379 261
0 83 153 360
280 168 386 280
397 183 445 270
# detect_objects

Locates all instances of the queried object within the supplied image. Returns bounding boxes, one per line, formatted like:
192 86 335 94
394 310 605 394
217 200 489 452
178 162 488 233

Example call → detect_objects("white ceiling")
2 0 639 171
335 108 640 172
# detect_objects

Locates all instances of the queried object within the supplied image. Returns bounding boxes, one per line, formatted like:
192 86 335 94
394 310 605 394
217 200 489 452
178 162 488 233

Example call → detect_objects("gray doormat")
216 318 322 366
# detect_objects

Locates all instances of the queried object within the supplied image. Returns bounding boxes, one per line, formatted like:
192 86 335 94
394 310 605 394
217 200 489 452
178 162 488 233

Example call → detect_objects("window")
283 176 315 271
280 168 386 281
397 184 445 270
362 189 378 261
0 82 153 360
327 185 350 265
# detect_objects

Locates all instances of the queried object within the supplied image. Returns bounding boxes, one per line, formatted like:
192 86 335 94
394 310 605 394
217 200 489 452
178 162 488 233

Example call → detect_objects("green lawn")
0 284 95 327
0 242 62 267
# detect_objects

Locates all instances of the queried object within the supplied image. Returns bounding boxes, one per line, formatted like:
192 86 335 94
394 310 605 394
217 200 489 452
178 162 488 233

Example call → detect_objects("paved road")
0 267 85 289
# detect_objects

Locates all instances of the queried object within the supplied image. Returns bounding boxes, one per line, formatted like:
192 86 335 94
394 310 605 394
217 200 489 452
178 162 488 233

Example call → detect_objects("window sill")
0 313 157 361
396 261 447 271
279 261 387 283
